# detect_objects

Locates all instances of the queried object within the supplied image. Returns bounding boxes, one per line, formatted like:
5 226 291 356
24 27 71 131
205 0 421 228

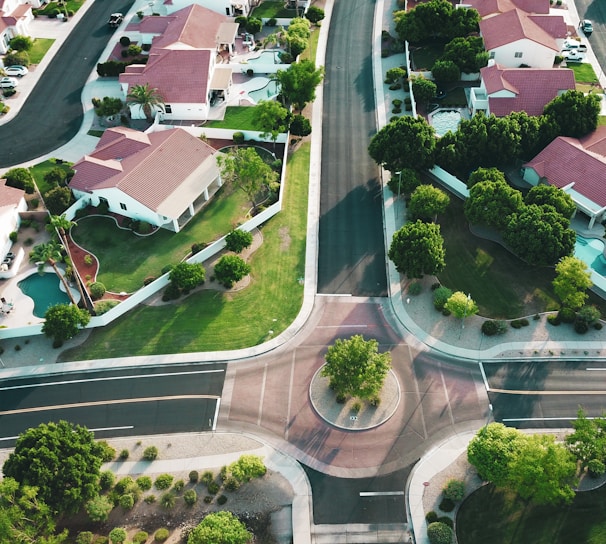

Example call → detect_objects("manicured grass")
61 143 310 359
598 116 606 126
301 27 320 63
457 483 606 544
29 158 74 196
568 62 599 83
205 106 259 130
71 187 250 293
411 43 444 71
36 0 85 15
29 38 55 65
251 1 298 18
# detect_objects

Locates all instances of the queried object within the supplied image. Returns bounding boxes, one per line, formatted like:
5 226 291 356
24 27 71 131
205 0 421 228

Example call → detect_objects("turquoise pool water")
18 272 70 318
247 50 284 65
430 109 462 137
574 235 606 293
248 80 280 103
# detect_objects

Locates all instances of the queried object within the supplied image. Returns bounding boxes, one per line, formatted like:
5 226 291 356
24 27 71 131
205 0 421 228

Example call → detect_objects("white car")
562 50 586 62
562 39 587 53
0 77 18 88
4 65 28 77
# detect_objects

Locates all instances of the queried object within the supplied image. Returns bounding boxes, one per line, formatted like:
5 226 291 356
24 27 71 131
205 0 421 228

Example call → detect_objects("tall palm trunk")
56 228 90 310
49 259 78 306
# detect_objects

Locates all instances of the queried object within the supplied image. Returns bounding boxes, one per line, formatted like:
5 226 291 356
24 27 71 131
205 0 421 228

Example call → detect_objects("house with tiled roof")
69 127 224 232
119 4 238 122
522 126 606 228
0 178 25 258
469 61 575 116
479 8 566 68
460 0 549 19
0 0 37 55
155 0 258 17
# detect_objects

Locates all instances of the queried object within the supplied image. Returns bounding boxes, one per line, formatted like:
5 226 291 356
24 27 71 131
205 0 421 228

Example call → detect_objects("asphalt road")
575 0 606 74
317 0 388 296
0 0 134 168
0 363 226 446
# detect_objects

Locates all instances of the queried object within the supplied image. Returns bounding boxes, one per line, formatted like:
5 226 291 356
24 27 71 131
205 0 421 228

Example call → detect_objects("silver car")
0 77 18 88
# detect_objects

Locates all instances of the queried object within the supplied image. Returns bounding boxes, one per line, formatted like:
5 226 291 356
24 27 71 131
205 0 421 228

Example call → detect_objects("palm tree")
29 241 78 306
126 83 165 122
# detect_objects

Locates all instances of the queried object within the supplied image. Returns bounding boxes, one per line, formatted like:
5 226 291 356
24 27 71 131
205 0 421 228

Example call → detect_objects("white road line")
0 369 224 391
212 399 220 431
586 368 606 371
490 388 606 395
439 363 455 426
316 293 352 297
479 362 490 391
359 491 404 497
503 417 578 422
284 350 296 442
0 425 134 441
316 325 368 328
257 360 268 427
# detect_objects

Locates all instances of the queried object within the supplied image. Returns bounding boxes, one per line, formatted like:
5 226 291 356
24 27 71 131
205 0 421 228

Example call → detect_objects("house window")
514 52 523 58
489 51 495 59
164 105 172 114
120 203 127 211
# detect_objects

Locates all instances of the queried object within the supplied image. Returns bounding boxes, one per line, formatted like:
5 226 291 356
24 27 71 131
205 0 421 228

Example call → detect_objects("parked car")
562 39 587 53
108 13 123 27
562 50 586 62
0 77 18 89
4 65 28 77
580 19 593 35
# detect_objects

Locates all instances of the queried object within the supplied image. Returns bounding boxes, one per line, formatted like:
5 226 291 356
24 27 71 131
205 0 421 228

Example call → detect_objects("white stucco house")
69 127 224 233
0 0 36 55
522 126 606 228
119 4 238 122
0 178 25 257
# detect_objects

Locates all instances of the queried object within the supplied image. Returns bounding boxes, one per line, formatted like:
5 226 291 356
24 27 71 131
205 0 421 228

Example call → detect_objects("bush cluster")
481 319 507 336
155 473 174 490
510 318 529 329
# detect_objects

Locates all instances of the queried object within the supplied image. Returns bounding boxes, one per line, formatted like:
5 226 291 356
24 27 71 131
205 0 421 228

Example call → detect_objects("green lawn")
37 0 85 15
71 187 250 293
568 62 599 83
301 27 320 63
30 158 74 196
439 86 467 107
61 143 310 360
29 38 55 65
251 1 298 18
457 483 606 544
205 107 259 130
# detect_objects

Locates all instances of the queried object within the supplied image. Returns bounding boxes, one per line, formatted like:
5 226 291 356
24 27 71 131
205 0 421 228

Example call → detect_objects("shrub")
588 459 605 478
144 494 156 504
204 495 213 503
90 282 105 300
408 281 422 295
127 44 142 56
4 167 33 192
184 489 197 506
119 36 131 46
433 286 452 311
143 445 159 460
99 470 115 491
427 521 453 544
482 320 499 336
9 35 33 51
574 319 589 334
305 5 325 23
173 479 185 492
160 492 176 509
201 471 214 486
115 476 135 494
133 531 148 544
76 531 94 544
267 17 277 26
233 131 245 144
438 497 455 512
85 495 113 522
225 228 253 253
510 318 529 328
98 440 116 462
547 314 561 326
289 113 311 136
4 50 29 67
558 307 576 323
119 493 135 510
214 254 251 288
93 538 109 544
154 528 169 542
155 473 174 490
441 307 451 316
137 221 152 234
143 276 156 286
217 494 228 505
109 528 127 544
191 242 207 255
44 167 68 187
279 51 294 64
425 511 438 523
119 449 129 460
136 475 152 491
189 470 199 483
437 516 454 529
442 479 465 501
207 481 220 495
595 322 603 330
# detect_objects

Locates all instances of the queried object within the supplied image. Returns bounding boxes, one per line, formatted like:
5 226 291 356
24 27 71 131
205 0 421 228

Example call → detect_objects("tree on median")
553 255 592 310
388 220 445 278
408 184 450 222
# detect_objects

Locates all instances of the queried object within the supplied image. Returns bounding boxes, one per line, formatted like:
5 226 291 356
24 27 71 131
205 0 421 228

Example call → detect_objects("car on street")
3 65 28 77
0 77 18 88
108 13 123 27
580 19 593 35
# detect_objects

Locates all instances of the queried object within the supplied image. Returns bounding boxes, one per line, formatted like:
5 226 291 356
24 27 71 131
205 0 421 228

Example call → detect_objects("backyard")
250 1 298 18
205 107 259 130
30 158 74 196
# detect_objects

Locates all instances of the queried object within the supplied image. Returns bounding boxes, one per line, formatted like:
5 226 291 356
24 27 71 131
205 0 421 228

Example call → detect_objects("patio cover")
217 22 239 46
210 66 233 91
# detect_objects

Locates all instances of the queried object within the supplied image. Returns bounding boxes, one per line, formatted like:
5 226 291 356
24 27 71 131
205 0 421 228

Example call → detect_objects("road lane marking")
488 388 606 395
479 363 489 391
359 491 404 497
0 425 135 441
503 417 580 422
0 369 224 391
0 395 219 416
586 368 606 371
212 399 220 431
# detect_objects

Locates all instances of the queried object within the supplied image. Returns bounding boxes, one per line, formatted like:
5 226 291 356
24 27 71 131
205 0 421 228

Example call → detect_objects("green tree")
8 35 33 51
388 220 445 278
442 36 489 73
85 495 113 522
169 262 205 292
244 17 262 36
217 146 278 212
464 180 523 230
282 17 311 57
321 335 391 401
3 421 104 514
565 408 606 468
385 66 407 85
126 83 165 122
543 90 600 138
525 184 576 218
92 96 124 118
387 167 421 197
109 527 127 544
577 305 601 326
214 255 251 288
4 167 34 193
467 166 506 188
368 116 436 173
225 229 253 253
30 240 78 306
188 511 251 544
431 59 460 83
42 303 91 346
427 521 453 544
273 60 324 112
289 114 311 137
553 256 592 309
252 100 291 149
504 204 575 266
43 167 68 188
442 479 465 501
411 76 437 108
44 186 73 215
408 184 450 222
223 455 267 487
305 6 325 24
4 50 29 67
445 291 478 320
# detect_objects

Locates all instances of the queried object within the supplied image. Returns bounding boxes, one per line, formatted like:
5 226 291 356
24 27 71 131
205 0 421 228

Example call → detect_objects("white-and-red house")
0 178 25 257
0 0 36 55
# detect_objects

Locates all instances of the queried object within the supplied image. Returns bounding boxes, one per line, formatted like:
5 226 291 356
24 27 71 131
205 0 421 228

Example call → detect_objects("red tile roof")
464 0 549 17
0 179 24 208
481 63 575 116
523 126 606 207
480 8 560 51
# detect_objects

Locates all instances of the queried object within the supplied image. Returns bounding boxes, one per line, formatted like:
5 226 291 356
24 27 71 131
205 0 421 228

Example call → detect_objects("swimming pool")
247 50 284 65
248 80 280 103
18 272 71 318
430 109 462 137
574 235 606 290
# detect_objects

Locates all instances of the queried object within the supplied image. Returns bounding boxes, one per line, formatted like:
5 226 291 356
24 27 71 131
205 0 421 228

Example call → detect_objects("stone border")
308 365 401 431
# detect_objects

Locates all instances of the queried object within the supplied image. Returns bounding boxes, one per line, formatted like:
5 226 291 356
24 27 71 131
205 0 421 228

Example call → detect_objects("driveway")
0 0 134 168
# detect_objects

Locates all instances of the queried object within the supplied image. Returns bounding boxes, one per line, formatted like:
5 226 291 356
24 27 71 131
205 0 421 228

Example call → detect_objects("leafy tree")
109 527 127 544
44 186 73 215
126 83 165 121
543 90 600 138
408 184 450 222
169 262 205 292
525 184 576 218
321 335 391 401
467 166 506 188
445 291 478 319
282 17 311 57
464 180 523 229
577 305 601 326
217 146 278 211
252 100 291 149
504 204 575 266
433 285 452 311
385 66 407 85
223 455 267 487
244 17 262 36
3 421 104 514
273 60 324 112
289 114 311 137
4 50 29 67
225 229 253 253
42 303 91 346
30 240 78 306
305 6 325 24
566 408 606 468
85 495 113 522
387 167 421 197
92 96 123 118
4 167 34 193
467 423 524 486
427 521 453 544
214 255 251 288
442 479 465 501
411 76 437 108
553 256 592 309
431 59 460 83
442 36 489 74
368 116 436 173
9 35 33 51
188 511 251 544
43 167 68 188
388 220 445 278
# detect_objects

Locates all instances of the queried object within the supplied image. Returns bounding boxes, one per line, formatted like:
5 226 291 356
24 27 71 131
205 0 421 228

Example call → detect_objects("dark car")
580 19 593 36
